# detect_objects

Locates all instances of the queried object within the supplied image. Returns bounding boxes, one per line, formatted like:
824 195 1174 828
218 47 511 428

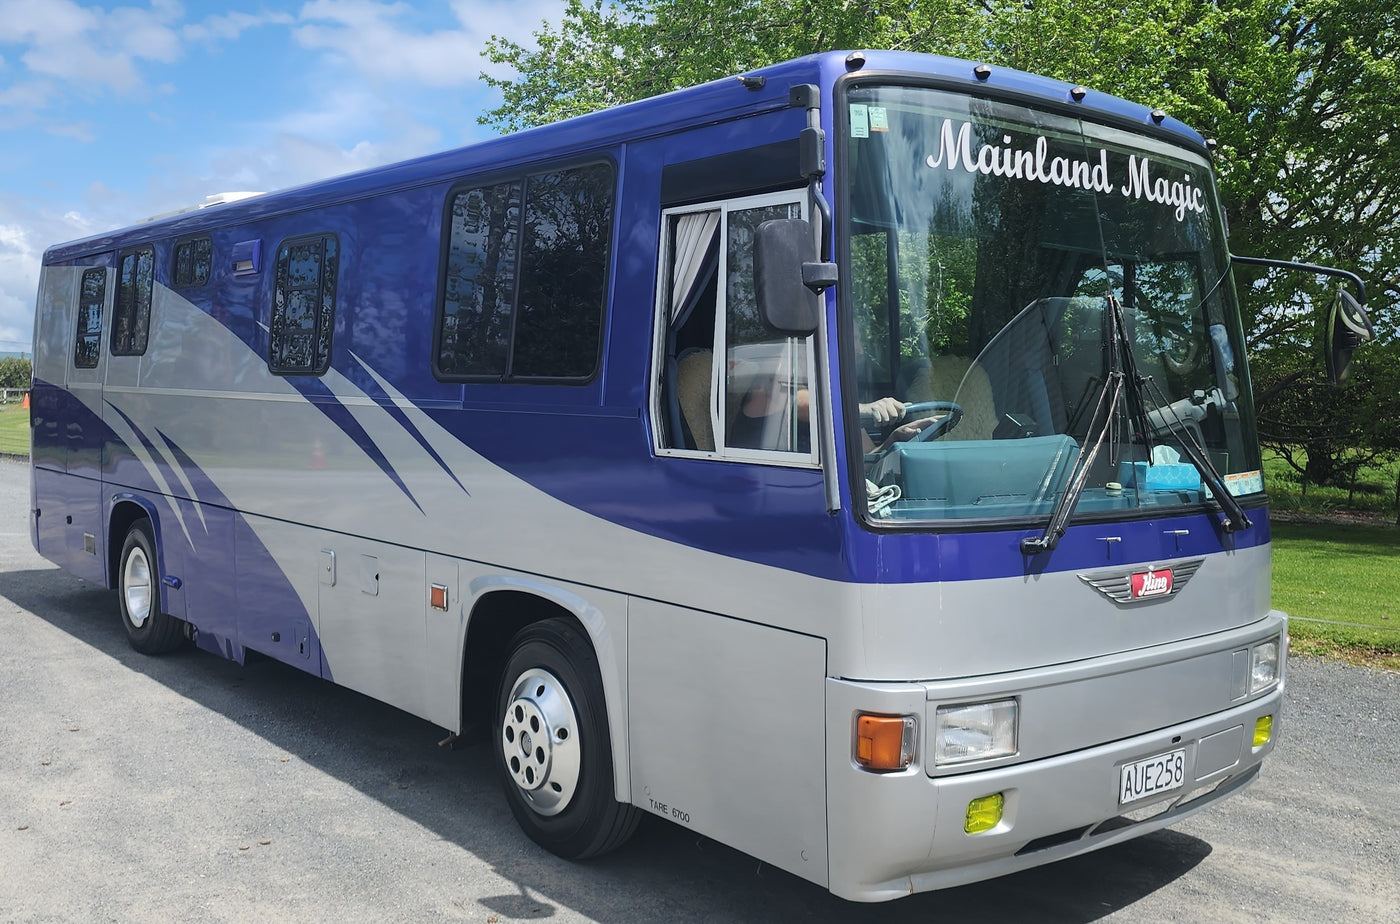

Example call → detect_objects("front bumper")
825 629 1284 901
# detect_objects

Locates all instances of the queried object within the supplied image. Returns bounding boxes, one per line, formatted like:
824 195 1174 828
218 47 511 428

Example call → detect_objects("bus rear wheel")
494 618 639 859
117 519 184 655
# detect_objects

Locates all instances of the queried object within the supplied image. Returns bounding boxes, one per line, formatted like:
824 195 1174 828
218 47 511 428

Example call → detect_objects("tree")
0 357 31 390
482 0 1399 485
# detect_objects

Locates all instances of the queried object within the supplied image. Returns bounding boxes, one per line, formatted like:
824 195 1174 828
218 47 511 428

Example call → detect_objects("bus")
28 50 1372 901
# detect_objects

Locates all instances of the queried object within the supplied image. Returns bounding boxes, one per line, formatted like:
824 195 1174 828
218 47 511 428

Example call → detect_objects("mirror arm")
1230 253 1366 305
794 84 837 290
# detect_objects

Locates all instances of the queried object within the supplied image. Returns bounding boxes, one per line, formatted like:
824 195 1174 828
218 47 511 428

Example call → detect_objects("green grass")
0 403 28 457
1272 521 1400 670
1263 449 1399 520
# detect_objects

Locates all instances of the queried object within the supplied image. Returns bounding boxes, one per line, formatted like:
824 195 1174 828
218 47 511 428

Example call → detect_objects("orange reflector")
855 714 915 771
429 583 449 612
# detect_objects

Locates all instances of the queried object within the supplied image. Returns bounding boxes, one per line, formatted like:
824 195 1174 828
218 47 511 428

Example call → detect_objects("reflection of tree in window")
174 238 212 287
270 235 338 375
112 247 154 355
514 164 612 378
437 163 612 380
74 268 105 369
440 182 520 376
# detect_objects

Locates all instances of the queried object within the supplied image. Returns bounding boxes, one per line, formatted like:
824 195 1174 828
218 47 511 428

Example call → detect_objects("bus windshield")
843 84 1262 524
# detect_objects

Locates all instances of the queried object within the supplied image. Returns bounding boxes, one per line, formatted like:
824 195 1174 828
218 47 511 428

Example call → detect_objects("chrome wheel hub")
501 668 580 816
123 545 152 628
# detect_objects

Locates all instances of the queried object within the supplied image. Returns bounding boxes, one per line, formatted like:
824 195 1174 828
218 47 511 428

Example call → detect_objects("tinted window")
111 247 154 356
270 234 338 375
512 164 613 377
74 267 106 369
437 162 613 381
439 182 521 376
173 237 212 288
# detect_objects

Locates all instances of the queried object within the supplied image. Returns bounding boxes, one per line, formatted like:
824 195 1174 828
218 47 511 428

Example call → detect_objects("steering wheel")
1156 318 1201 375
901 400 964 442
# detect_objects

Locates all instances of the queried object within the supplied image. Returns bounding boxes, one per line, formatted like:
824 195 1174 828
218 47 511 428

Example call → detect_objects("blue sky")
0 0 565 354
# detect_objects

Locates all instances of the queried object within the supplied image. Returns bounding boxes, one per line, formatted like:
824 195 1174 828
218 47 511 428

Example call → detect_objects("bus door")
52 253 113 581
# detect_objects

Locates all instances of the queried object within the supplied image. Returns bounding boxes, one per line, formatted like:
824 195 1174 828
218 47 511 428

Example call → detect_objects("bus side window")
74 268 106 369
269 233 339 376
659 210 721 450
654 194 816 463
435 162 614 383
111 246 154 357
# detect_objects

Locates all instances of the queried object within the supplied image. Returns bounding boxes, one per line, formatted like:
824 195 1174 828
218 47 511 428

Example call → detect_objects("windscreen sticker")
923 118 1208 223
868 106 890 133
850 103 870 139
1223 471 1264 496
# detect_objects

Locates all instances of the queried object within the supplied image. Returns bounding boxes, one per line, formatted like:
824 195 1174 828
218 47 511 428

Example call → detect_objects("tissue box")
1130 461 1202 492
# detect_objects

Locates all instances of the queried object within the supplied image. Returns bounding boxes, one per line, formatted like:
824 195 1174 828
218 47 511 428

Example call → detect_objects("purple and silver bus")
29 51 1370 900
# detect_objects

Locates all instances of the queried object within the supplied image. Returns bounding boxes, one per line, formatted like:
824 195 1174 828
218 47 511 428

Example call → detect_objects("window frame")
431 157 617 385
110 245 155 357
171 235 213 289
650 190 820 469
267 231 339 378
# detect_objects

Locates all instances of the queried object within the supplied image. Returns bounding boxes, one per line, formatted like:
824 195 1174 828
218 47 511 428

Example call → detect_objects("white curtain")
670 210 720 324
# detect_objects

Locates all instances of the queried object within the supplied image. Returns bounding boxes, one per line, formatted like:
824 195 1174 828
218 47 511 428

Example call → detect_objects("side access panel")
315 535 429 719
629 599 828 887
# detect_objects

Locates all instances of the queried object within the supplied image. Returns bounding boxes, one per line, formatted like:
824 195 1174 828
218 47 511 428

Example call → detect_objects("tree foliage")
482 0 1400 487
0 357 31 390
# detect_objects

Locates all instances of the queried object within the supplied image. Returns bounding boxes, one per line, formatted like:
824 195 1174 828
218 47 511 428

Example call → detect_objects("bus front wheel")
494 617 639 859
117 519 184 655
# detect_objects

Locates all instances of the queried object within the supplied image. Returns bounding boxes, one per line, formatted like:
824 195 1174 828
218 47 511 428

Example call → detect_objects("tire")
495 617 640 859
117 519 184 655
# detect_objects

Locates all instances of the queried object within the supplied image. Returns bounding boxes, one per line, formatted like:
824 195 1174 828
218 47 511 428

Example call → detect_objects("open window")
652 192 817 465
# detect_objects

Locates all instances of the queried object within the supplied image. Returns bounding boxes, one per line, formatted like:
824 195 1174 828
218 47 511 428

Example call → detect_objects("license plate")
1119 748 1187 805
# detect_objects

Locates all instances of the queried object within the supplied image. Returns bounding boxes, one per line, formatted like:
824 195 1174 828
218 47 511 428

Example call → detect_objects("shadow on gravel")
0 565 1211 923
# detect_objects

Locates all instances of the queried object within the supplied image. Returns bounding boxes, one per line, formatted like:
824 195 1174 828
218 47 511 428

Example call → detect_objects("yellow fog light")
964 792 1005 834
1253 715 1273 748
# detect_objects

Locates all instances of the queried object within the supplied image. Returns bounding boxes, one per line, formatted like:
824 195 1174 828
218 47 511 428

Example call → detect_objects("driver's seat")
901 355 998 440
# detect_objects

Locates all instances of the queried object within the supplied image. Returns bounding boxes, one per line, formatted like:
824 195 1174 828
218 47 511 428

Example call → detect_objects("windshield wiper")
1021 295 1249 556
1022 295 1143 554
1138 378 1252 532
1020 368 1123 554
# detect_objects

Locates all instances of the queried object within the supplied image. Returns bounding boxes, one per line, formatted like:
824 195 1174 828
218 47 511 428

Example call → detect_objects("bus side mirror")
1326 286 1373 385
753 218 830 336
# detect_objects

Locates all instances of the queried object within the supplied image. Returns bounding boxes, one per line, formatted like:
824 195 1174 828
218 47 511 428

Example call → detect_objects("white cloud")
293 0 565 87
0 209 50 350
0 79 56 112
44 121 96 143
182 10 295 43
0 0 183 98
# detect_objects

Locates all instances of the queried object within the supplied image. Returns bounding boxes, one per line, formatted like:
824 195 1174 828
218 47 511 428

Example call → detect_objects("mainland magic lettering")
923 118 1208 221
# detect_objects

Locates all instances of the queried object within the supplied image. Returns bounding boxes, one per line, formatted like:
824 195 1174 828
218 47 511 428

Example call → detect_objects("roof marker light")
974 64 992 82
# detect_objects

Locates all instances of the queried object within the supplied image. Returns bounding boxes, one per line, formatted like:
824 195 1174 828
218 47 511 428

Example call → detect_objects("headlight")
1250 639 1280 694
934 699 1018 766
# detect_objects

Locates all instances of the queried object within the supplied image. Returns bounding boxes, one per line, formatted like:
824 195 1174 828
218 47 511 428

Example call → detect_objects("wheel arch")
461 576 630 804
106 494 163 590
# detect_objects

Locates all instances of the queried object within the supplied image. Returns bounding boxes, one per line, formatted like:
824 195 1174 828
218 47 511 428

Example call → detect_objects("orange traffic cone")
21 391 29 409
310 436 327 470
